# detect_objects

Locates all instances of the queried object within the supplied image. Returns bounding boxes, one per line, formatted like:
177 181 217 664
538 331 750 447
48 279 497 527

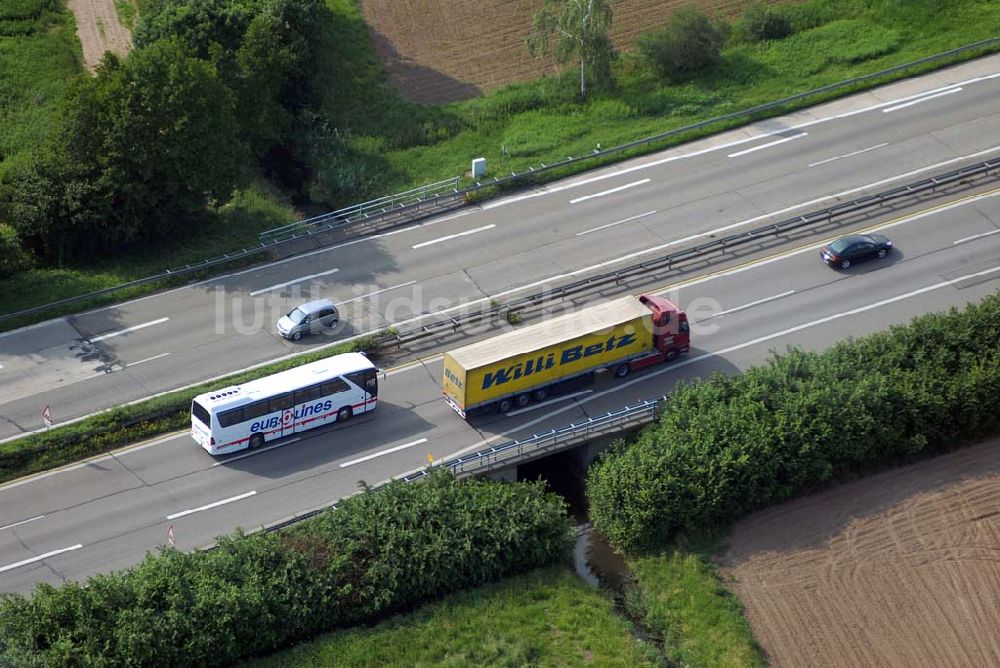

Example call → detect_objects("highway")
1 180 998 594
0 55 998 442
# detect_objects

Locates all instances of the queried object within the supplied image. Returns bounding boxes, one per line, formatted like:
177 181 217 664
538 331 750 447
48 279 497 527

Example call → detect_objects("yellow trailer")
442 294 689 417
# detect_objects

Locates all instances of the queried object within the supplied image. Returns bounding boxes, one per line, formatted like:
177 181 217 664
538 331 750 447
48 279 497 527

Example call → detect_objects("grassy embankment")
246 553 762 667
1 0 997 324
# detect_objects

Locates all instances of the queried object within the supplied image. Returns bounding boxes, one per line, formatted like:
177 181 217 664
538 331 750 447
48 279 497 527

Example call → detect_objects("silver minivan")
277 299 339 340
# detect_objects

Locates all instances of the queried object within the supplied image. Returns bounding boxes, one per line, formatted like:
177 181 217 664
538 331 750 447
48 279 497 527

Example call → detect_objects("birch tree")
527 0 614 98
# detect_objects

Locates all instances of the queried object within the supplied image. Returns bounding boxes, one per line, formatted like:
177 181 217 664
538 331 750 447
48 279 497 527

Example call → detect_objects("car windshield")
287 307 308 324
828 238 855 253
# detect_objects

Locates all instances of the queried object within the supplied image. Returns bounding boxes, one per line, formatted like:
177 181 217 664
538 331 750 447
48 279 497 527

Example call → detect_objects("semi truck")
442 294 689 417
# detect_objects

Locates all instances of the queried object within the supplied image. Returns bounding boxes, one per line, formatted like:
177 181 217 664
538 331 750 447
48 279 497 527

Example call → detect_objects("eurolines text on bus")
250 399 335 432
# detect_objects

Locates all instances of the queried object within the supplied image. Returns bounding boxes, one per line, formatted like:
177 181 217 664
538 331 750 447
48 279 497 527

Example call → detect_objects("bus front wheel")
337 406 353 422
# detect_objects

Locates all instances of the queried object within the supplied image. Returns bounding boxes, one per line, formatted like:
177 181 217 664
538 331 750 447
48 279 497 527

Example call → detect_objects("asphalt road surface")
1 55 998 442
1 181 998 594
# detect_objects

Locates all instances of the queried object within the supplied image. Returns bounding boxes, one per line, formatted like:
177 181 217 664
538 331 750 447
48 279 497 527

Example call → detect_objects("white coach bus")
191 352 378 455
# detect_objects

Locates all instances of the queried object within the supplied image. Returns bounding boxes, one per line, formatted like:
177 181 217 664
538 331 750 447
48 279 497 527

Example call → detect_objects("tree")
1 39 248 262
527 0 615 98
0 223 32 277
636 6 727 84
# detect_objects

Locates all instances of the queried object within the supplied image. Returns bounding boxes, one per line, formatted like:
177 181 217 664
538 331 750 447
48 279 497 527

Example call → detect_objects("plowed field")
721 439 1000 667
359 0 782 104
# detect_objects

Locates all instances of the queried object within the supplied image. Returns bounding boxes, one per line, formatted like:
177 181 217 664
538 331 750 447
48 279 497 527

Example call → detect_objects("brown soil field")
65 0 132 73
721 439 1000 667
359 0 783 104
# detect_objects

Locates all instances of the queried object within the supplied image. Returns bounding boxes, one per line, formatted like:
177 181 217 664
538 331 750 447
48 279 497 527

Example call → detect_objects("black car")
820 233 892 269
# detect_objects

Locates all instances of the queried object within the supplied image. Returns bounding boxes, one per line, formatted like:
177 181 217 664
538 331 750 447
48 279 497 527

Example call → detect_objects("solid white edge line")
127 352 171 368
0 515 45 532
412 224 495 250
89 317 170 342
166 490 257 520
212 438 301 466
340 438 428 468
704 290 796 320
249 268 340 296
953 229 1000 245
506 390 594 416
728 132 808 158
577 211 657 236
569 179 651 204
808 143 889 168
0 544 83 574
883 87 963 113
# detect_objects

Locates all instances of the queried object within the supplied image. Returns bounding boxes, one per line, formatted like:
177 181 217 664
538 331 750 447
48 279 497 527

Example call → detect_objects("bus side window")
218 407 244 428
244 400 269 419
321 378 350 395
295 384 323 404
269 393 294 412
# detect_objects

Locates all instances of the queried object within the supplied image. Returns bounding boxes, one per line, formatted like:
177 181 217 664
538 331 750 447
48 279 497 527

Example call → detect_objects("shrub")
0 472 573 666
588 294 1000 553
0 223 31 278
741 2 793 42
636 7 728 84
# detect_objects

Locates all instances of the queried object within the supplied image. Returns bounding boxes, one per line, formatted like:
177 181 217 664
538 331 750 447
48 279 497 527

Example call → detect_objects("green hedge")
0 336 381 484
0 472 573 666
588 294 1000 553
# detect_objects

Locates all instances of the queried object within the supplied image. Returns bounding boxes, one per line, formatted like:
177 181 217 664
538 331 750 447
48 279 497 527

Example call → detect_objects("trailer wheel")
614 363 631 378
533 388 549 402
499 398 514 413
665 348 680 362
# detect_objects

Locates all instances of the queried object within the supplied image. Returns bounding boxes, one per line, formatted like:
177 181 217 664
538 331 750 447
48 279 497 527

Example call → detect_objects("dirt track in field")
721 439 1000 667
359 0 783 104
65 0 132 72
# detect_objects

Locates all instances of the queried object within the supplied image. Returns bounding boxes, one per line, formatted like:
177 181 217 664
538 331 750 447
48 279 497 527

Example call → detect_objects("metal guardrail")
258 177 461 244
255 396 666 536
388 155 1000 346
4 39 996 325
425 397 662 479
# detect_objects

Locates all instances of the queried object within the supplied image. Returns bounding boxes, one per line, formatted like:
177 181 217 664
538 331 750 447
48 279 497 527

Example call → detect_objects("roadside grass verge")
0 335 381 485
627 545 765 668
245 565 662 667
3 0 997 327
0 184 298 328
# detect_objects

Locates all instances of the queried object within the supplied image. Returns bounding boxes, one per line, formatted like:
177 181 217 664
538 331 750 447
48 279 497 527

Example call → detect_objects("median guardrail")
388 155 1000 346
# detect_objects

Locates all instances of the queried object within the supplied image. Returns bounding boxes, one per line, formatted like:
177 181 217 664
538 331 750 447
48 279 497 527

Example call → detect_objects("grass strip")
245 565 662 667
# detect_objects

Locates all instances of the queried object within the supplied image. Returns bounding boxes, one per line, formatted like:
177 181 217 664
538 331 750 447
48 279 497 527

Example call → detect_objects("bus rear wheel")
249 434 264 449
337 406 353 422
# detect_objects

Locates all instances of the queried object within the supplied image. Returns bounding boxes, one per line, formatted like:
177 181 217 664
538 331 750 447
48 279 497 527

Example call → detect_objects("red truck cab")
635 294 690 366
